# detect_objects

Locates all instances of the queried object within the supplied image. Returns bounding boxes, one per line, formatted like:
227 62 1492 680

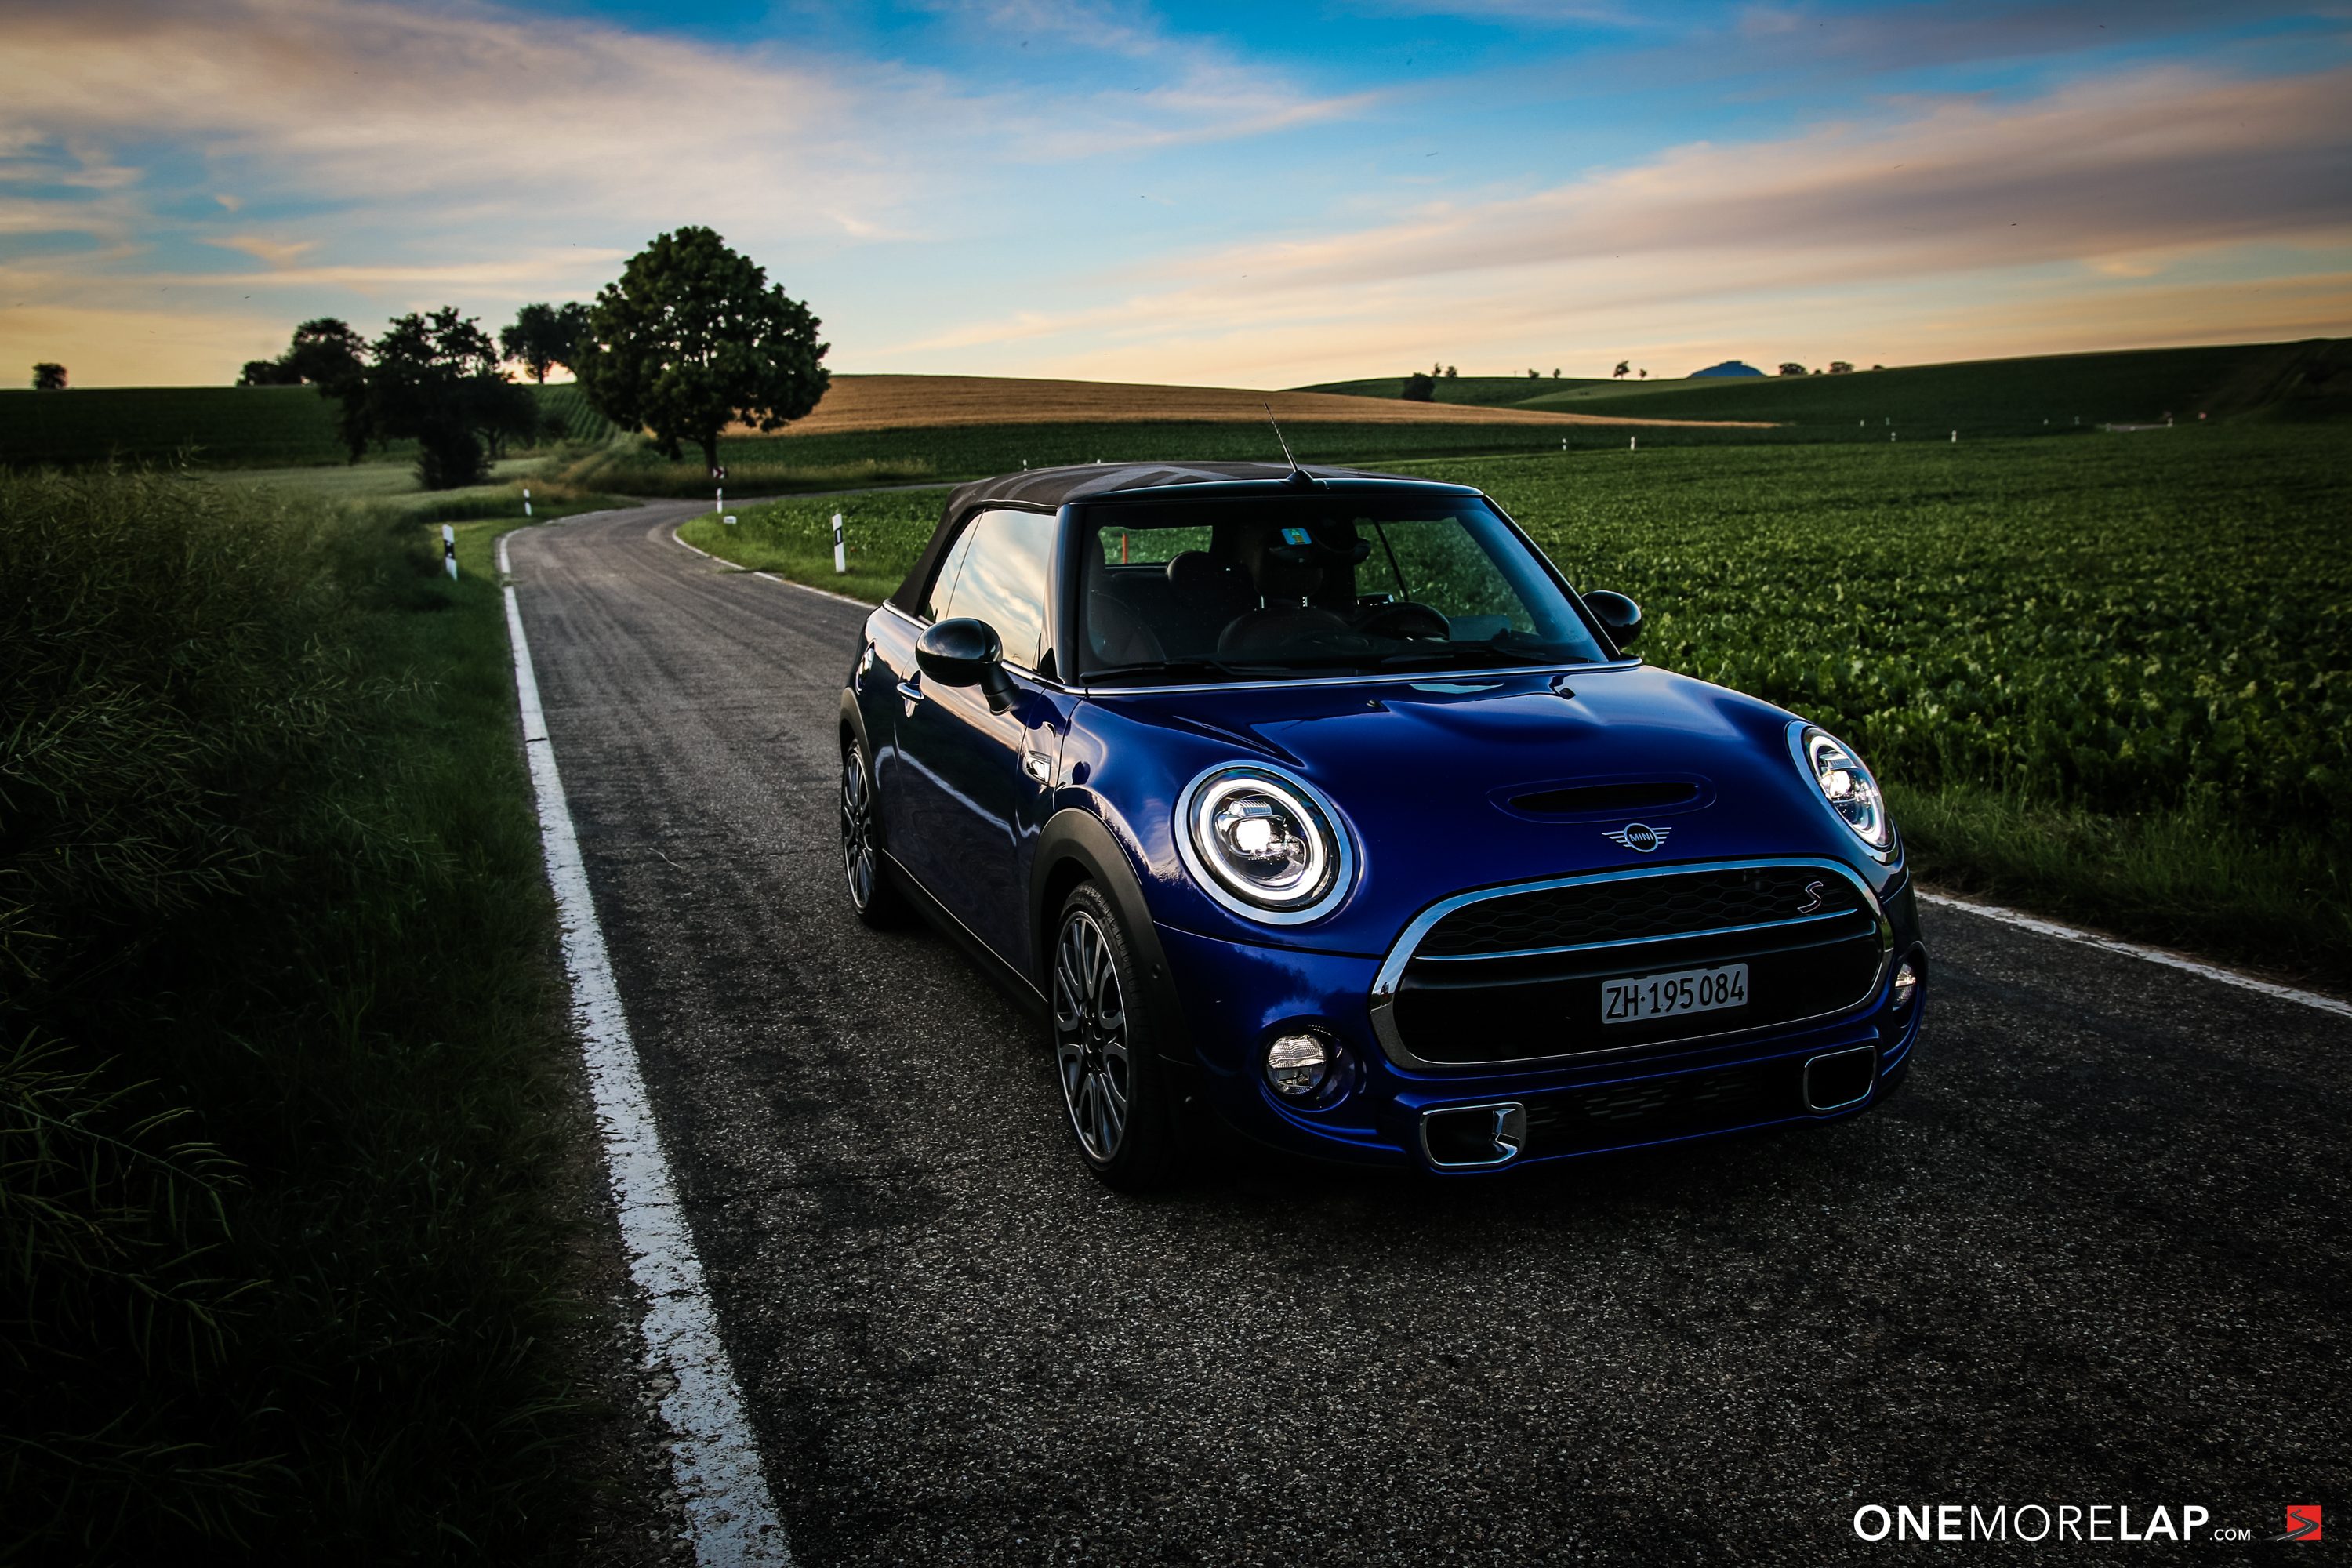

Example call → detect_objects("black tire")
1050 882 1181 1191
840 738 906 928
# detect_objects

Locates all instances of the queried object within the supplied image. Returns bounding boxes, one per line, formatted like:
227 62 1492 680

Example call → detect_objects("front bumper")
1152 877 1926 1173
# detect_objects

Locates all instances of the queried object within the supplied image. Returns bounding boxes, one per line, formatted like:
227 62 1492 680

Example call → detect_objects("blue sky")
2 0 2347 386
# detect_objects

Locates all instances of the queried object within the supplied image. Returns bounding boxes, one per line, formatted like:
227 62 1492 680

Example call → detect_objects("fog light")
1265 1033 1331 1098
1892 956 1921 1011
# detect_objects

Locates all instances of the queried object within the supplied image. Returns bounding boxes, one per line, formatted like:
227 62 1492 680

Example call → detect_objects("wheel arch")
1033 808 1189 1063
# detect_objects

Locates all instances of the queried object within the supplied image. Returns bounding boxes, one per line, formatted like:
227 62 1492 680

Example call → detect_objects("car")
839 459 1926 1187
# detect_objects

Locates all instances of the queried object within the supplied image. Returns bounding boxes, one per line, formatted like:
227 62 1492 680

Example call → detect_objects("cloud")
892 62 2352 382
205 234 318 268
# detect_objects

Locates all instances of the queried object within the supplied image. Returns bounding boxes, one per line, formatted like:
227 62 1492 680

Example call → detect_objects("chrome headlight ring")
1174 762 1358 926
1788 721 1897 859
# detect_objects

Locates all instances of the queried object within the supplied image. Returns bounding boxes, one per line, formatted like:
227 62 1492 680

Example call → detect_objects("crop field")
730 372 1742 435
1308 339 2352 439
0 383 612 468
568 415 1737 499
687 424 2352 984
1299 373 1642 405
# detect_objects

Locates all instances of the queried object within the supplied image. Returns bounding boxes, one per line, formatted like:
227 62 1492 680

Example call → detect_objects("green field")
1294 374 1627 406
688 424 2352 986
568 416 1632 499
0 383 615 468
1302 339 2352 439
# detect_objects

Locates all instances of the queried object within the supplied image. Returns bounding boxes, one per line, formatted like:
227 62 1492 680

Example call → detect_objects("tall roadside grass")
2 469 591 1558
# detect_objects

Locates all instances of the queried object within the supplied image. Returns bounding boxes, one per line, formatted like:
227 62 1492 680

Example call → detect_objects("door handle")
895 678 923 706
1022 750 1053 785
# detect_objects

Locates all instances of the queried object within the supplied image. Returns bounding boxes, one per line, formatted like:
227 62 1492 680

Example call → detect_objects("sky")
2 0 2348 388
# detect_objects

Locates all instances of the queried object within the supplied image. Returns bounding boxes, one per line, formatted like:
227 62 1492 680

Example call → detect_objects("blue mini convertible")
840 461 1926 1187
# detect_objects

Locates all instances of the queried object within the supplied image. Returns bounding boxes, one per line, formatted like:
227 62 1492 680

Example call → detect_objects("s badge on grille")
1602 823 1668 853
1796 880 1828 914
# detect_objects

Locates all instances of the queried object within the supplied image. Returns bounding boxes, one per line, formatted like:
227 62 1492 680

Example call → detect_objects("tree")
499 300 590 385
1552 368 1561 379
1443 365 1457 379
1613 361 1629 379
238 358 302 386
574 227 828 472
1777 361 1809 376
1401 371 1435 402
31 362 66 390
1526 368 1541 379
1828 361 1853 375
313 307 536 487
1638 368 1647 379
285 319 367 387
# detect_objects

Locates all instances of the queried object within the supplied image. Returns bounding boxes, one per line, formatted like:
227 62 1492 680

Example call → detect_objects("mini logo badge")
1603 823 1668 853
2276 1506 2322 1542
1797 880 1828 914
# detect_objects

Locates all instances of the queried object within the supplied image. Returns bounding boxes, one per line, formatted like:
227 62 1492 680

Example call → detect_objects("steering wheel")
1356 600 1450 641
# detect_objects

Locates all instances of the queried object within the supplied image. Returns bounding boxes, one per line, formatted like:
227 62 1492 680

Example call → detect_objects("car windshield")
1074 495 1610 681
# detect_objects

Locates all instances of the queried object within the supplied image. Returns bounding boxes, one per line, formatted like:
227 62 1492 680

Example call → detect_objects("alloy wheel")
1052 910 1131 1161
840 743 878 908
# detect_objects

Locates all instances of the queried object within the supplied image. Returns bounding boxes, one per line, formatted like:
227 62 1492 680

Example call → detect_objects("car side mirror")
1584 590 1642 648
916 617 1018 713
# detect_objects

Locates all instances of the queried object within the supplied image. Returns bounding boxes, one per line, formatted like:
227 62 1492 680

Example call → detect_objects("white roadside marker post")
442 523 458 579
523 485 532 518
833 512 847 575
711 463 726 515
1629 436 1636 451
1951 430 1958 443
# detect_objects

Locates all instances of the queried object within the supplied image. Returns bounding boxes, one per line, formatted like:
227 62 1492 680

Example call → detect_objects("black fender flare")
1032 808 1190 1064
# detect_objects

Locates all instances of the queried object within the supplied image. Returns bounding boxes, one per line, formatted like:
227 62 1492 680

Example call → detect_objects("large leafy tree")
31 362 67 390
237 318 367 389
499 301 590 385
575 227 829 471
310 308 535 486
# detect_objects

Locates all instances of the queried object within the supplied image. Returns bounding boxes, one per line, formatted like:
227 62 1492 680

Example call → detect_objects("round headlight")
1794 724 1894 852
1178 765 1356 924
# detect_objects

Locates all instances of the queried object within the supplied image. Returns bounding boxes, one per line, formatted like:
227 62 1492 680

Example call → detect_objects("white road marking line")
1918 889 2352 1020
498 532 793 1566
751 569 873 608
668 524 875 608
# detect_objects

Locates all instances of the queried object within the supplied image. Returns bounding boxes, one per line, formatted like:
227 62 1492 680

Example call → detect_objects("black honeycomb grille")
1417 866 1862 958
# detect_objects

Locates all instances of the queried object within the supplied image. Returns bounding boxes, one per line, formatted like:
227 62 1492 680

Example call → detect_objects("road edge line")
669 524 876 608
498 532 793 1566
1917 889 2352 1020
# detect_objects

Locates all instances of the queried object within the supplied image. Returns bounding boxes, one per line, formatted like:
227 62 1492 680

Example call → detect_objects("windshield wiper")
1376 644 1587 670
1087 656 1285 684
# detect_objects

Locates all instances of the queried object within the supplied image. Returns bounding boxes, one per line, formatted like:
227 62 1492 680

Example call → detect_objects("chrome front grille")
1368 859 1890 1071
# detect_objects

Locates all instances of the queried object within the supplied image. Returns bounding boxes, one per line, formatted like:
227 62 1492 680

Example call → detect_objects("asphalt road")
508 503 2349 1564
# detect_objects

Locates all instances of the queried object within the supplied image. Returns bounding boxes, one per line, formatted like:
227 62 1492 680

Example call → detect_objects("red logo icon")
2277 1505 2322 1542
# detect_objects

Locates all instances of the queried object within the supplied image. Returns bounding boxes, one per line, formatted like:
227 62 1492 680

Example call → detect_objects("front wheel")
1051 884 1180 1191
840 739 906 928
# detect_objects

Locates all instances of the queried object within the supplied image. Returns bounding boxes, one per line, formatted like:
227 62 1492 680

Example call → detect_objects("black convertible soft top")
885 460 1475 616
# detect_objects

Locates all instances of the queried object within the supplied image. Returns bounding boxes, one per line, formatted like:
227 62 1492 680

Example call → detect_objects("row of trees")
238 227 829 488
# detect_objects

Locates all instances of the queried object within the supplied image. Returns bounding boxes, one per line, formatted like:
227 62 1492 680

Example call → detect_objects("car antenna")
1263 403 1319 488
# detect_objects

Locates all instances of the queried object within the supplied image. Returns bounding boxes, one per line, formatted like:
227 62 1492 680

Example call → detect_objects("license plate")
1601 964 1749 1025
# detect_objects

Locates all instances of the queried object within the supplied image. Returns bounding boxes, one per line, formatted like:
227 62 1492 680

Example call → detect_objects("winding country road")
506 501 2349 1565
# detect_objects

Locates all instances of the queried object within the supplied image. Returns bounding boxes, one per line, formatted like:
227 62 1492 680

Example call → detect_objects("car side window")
920 524 979 622
931 508 1056 672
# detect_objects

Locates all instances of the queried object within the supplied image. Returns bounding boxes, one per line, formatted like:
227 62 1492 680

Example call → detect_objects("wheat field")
731 374 1772 437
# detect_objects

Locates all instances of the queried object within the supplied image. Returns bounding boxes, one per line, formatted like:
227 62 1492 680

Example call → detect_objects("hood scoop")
1502 778 1706 818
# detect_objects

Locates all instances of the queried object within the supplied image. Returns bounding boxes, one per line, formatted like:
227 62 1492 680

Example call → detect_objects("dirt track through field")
731 373 1776 437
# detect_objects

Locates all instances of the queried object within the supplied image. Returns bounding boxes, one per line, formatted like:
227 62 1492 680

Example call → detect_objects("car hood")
1075 663 1895 955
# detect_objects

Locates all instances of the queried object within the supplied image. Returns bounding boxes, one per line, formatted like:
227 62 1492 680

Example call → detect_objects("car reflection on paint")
839 461 1926 1187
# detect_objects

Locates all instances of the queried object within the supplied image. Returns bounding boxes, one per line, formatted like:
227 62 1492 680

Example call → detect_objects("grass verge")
2 470 604 1558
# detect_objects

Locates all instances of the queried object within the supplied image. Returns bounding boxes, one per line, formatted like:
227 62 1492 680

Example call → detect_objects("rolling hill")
1297 339 2352 436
